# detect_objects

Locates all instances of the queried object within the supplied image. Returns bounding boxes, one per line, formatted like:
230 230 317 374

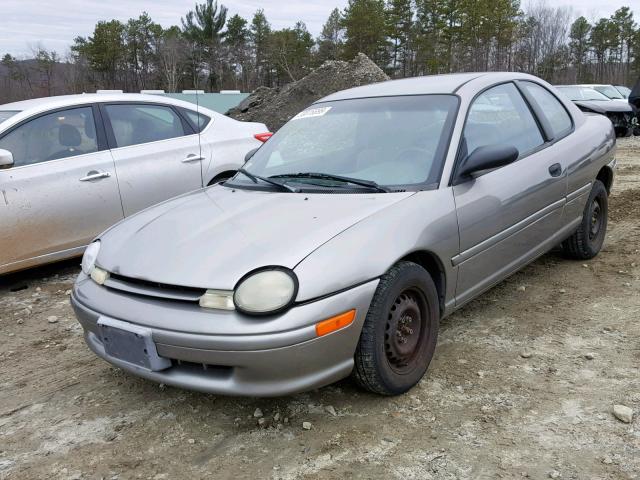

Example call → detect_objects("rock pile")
227 53 390 131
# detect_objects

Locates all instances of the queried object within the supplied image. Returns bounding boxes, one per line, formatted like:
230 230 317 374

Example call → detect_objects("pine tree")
569 17 591 83
318 8 344 63
386 0 413 77
341 0 389 65
250 9 272 87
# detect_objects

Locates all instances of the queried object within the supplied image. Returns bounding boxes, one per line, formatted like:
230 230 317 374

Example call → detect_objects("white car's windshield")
615 86 631 98
593 85 624 100
0 111 20 124
557 87 610 102
232 95 459 191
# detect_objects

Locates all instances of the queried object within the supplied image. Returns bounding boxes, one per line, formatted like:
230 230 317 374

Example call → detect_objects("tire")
562 180 608 260
634 127 640 136
615 127 632 138
353 261 439 396
207 172 235 186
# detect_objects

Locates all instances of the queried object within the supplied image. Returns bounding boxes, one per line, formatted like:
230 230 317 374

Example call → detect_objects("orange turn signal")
315 309 356 337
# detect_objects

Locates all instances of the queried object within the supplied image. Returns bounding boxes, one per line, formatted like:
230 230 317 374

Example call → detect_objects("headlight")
81 241 101 275
233 268 297 315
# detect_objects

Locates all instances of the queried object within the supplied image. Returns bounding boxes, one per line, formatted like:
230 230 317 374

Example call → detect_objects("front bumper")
71 275 378 396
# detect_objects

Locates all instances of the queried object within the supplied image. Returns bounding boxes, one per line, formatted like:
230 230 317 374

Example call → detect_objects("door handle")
548 163 563 177
183 154 205 163
80 171 111 182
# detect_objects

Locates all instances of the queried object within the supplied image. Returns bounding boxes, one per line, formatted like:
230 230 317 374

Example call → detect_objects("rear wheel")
207 172 235 186
562 180 608 260
353 261 439 396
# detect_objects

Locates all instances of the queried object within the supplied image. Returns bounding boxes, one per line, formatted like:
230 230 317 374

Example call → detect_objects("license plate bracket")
97 317 171 371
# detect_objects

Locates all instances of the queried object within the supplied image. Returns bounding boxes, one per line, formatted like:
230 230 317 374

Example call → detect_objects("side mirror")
455 144 519 184
244 148 258 163
0 149 14 169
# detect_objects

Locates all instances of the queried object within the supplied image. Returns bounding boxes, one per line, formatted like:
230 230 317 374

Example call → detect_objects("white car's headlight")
81 241 101 275
233 268 297 315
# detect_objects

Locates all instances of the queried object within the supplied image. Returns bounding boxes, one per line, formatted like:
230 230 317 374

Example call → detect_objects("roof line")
453 73 487 94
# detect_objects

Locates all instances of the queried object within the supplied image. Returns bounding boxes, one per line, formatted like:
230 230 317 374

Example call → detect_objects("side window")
104 104 186 148
0 107 98 167
183 109 211 133
521 82 573 139
464 83 544 158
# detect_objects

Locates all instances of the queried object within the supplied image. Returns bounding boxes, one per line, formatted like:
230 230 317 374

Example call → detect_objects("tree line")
1 0 639 104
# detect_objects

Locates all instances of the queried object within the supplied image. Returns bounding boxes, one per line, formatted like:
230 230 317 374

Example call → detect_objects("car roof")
0 93 214 115
0 93 221 131
317 72 551 103
562 84 611 88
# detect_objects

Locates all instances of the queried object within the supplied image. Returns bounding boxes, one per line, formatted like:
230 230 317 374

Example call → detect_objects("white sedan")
0 93 269 274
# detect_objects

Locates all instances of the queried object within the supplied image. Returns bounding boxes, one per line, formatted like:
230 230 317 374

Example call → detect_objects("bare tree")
158 28 186 92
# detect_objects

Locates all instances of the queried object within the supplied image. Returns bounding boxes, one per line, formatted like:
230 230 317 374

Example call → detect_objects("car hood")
97 186 414 289
574 100 632 113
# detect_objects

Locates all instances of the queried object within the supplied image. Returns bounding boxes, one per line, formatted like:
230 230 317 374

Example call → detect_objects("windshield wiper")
236 168 298 192
270 172 389 193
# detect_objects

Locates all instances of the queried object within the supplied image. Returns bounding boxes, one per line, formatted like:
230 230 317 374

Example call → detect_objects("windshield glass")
615 86 631 98
593 85 624 99
556 86 610 102
230 95 458 191
0 111 20 124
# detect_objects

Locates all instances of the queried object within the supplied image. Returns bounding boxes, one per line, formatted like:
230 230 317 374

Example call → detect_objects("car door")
101 102 204 216
452 82 568 305
0 105 123 272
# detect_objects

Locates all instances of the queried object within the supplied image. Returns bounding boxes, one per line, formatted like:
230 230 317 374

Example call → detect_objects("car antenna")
196 82 204 185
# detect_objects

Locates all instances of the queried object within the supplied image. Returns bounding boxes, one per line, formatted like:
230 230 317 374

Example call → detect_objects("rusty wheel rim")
589 198 602 240
384 288 428 374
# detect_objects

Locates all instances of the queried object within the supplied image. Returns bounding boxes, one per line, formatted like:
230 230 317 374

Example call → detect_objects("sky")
1 0 640 57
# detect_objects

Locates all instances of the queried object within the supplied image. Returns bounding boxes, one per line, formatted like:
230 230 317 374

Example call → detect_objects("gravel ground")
1 138 639 480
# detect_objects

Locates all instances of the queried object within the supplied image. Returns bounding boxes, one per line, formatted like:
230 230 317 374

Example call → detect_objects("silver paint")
72 73 616 396
0 93 267 274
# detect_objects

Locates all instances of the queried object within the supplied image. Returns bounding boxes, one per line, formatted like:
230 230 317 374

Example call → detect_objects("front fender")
293 190 459 305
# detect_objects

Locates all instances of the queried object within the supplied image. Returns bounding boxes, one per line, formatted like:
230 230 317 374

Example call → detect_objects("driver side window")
0 107 98 167
464 83 544 158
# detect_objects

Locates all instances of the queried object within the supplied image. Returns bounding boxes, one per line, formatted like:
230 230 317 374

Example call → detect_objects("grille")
104 273 206 302
172 359 233 377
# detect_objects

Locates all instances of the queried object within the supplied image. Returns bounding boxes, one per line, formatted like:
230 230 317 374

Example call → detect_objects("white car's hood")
97 186 414 289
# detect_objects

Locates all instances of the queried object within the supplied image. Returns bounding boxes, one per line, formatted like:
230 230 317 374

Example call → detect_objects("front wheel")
562 180 608 260
353 261 439 396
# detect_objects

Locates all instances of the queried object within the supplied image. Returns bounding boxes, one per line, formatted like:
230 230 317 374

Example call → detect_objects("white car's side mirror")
0 149 14 169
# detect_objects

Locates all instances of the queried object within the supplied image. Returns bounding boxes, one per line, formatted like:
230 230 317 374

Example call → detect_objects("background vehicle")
555 85 636 136
0 93 269 274
580 84 628 102
72 73 616 397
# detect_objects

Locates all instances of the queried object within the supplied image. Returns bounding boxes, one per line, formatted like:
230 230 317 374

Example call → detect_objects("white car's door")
100 102 204 216
0 105 123 272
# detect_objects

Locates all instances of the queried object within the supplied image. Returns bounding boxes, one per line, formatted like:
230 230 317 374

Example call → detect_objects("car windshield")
615 86 631 98
229 95 459 192
0 111 20 124
593 85 624 100
556 86 610 102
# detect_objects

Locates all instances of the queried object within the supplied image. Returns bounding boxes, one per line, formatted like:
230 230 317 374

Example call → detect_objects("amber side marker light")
315 309 356 337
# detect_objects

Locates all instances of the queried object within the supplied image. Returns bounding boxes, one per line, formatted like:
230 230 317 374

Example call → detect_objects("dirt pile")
227 53 390 131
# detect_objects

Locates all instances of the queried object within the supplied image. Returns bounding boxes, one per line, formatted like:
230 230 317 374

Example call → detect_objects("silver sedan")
0 93 268 274
72 73 616 397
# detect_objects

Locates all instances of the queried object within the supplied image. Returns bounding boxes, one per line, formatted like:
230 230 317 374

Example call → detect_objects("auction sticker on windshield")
292 106 332 121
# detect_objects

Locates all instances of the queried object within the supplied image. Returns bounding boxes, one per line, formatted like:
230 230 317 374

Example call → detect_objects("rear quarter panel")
200 116 266 184
563 113 616 223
